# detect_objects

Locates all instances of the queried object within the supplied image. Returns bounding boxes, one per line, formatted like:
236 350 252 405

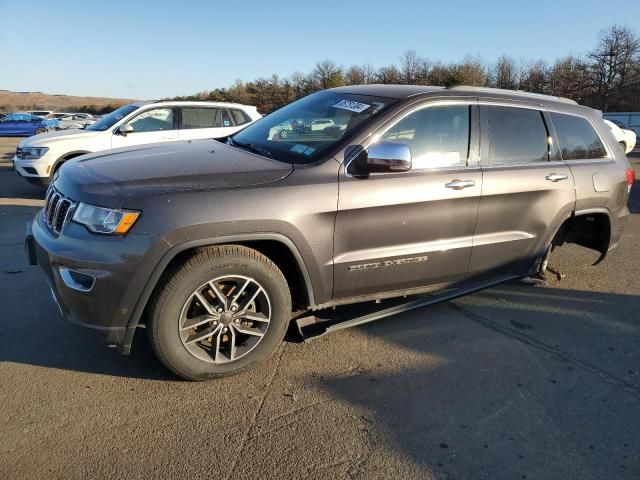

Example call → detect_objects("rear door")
111 106 178 148
333 99 482 299
547 111 626 253
467 102 575 280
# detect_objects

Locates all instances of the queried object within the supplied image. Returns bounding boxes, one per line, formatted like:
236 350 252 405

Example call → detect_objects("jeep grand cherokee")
26 85 634 380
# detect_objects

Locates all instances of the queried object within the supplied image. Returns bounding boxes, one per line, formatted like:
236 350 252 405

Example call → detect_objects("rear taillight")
625 168 635 192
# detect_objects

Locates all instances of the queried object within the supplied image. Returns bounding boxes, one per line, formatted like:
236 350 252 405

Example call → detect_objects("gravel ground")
1 137 639 479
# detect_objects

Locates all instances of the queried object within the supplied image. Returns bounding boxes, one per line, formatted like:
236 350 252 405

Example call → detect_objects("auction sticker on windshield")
333 100 371 113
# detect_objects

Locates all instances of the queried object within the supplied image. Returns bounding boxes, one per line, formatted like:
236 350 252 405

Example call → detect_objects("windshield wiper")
229 138 272 157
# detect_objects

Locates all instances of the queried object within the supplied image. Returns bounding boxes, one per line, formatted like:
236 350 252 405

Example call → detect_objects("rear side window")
231 108 251 126
486 106 548 164
381 105 470 168
550 113 607 160
182 107 222 129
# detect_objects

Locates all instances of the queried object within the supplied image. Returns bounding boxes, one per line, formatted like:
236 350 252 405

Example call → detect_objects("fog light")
59 267 95 292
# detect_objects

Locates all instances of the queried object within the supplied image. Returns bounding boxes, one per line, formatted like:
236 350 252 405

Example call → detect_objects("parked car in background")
604 119 637 153
49 113 96 130
26 110 53 117
0 113 59 136
603 112 640 137
14 101 261 185
25 85 633 380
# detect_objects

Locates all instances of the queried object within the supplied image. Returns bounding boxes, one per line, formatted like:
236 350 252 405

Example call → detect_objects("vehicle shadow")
310 283 640 479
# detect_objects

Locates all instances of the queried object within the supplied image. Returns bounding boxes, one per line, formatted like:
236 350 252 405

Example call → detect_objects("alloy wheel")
178 275 271 363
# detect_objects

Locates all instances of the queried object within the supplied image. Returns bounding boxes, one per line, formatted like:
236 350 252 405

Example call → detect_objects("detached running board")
295 275 521 341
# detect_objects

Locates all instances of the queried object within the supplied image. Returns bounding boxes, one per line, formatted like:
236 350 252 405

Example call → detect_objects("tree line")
170 25 640 114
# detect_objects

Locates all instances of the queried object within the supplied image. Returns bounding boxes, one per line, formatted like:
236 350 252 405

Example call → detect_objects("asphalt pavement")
1 137 639 479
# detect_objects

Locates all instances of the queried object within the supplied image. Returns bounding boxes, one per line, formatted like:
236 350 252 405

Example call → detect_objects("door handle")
445 179 476 190
545 173 568 182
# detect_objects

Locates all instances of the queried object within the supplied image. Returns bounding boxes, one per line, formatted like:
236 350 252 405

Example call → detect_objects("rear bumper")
608 205 630 252
26 211 158 348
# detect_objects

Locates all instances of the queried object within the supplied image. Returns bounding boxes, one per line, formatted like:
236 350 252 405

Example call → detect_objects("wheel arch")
552 208 612 264
121 233 315 353
52 150 91 174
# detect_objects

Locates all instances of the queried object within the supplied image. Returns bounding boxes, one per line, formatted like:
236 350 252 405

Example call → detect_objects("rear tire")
147 245 291 381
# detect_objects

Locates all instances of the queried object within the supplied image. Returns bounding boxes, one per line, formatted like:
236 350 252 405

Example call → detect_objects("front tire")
147 245 291 381
35 127 46 134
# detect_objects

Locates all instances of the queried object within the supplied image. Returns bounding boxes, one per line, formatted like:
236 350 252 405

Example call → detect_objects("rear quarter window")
231 109 251 126
550 113 608 160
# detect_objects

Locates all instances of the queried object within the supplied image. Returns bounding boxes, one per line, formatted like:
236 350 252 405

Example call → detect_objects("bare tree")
548 55 592 103
588 25 640 110
376 65 401 84
451 56 487 86
399 50 424 84
168 24 640 113
519 59 549 93
490 55 519 89
344 65 366 85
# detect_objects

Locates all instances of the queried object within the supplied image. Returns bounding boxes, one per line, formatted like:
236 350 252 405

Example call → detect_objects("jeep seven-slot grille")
44 186 75 234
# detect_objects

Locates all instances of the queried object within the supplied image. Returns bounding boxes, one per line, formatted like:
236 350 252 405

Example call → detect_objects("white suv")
14 101 261 185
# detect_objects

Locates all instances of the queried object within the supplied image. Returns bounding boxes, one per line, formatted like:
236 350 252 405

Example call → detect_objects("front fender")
120 232 318 354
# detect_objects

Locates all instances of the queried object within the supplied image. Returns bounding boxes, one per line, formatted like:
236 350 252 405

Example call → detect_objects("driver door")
333 100 482 299
111 107 179 149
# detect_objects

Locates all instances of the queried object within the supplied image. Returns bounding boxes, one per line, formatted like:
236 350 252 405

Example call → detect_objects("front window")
86 104 139 131
127 107 175 132
3 113 30 122
381 105 470 168
231 92 397 164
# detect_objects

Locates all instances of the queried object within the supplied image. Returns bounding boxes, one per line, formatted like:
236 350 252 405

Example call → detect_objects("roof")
328 84 579 107
128 100 258 109
328 84 445 99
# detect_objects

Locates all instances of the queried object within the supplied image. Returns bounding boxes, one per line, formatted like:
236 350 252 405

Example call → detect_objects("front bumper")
14 153 55 183
26 211 158 349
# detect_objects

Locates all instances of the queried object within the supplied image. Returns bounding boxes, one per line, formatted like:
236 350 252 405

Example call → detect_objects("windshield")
86 104 139 131
231 92 397 164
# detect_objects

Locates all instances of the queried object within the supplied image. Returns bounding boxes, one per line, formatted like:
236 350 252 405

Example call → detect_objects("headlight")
72 202 140 235
21 147 49 159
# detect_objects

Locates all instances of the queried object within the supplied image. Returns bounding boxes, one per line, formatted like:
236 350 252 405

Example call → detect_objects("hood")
54 139 293 206
19 128 100 147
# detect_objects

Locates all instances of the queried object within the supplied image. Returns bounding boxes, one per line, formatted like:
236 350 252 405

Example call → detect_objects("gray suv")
26 85 634 380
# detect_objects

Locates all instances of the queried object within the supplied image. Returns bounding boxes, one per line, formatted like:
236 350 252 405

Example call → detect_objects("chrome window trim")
344 99 478 178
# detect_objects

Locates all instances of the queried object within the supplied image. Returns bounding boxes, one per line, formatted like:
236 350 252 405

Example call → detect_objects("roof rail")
448 86 578 105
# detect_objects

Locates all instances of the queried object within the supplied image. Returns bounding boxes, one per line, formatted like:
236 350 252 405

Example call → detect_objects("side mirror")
362 141 412 173
117 123 134 136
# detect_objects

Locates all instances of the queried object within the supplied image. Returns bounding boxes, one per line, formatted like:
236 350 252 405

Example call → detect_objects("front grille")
44 186 75 234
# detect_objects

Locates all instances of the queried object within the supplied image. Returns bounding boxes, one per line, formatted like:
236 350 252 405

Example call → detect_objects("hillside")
0 90 138 114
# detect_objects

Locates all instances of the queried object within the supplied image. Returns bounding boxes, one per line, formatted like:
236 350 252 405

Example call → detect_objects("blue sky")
1 0 639 100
